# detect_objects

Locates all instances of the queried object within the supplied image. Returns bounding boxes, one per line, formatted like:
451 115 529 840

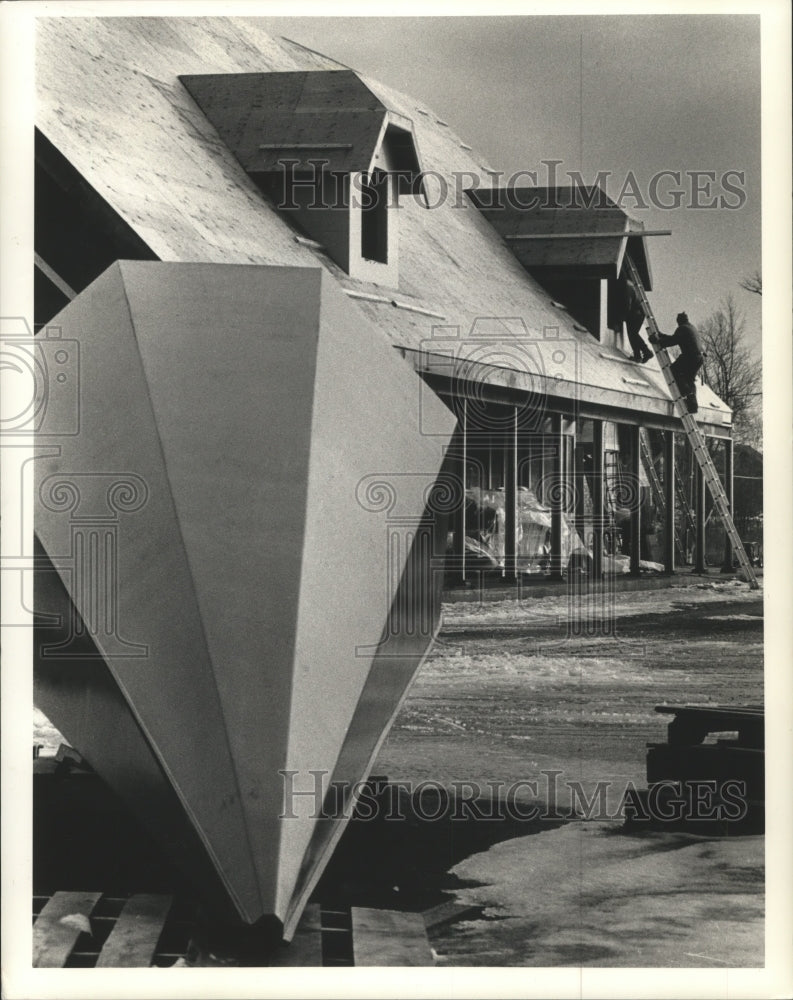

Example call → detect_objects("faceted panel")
34 261 456 936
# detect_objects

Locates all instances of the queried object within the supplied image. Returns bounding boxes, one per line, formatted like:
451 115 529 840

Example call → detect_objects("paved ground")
371 578 764 966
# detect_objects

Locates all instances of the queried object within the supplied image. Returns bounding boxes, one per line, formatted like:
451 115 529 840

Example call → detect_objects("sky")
259 15 762 355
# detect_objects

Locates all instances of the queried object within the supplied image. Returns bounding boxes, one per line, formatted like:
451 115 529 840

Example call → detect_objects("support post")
451 400 467 582
462 399 468 581
574 435 586 542
549 412 564 581
664 430 676 574
504 407 518 580
629 425 641 576
591 419 604 580
695 460 706 574
721 437 735 572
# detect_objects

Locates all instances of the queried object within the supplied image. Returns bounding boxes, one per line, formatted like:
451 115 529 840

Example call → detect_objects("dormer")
180 71 425 289
467 185 657 346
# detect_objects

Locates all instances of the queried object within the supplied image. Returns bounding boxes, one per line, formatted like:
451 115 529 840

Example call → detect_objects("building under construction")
30 16 744 959
34 18 737 590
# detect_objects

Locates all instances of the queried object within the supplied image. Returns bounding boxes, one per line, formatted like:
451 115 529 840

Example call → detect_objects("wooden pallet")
271 904 436 967
33 771 444 968
351 907 434 966
33 895 439 967
274 904 324 967
33 892 174 968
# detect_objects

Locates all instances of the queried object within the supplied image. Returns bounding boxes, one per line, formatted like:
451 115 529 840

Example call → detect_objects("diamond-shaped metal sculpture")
34 261 457 940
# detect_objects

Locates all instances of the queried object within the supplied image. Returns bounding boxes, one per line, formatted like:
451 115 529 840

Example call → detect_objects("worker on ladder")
649 311 704 413
623 275 654 364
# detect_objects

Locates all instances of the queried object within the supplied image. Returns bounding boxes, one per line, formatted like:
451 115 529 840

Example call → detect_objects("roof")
467 186 653 288
35 16 728 430
179 70 423 182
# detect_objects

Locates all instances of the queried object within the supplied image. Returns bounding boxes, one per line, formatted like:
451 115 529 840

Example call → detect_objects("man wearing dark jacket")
624 277 654 363
649 311 704 413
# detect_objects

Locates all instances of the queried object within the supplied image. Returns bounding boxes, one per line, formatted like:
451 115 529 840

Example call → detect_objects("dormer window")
180 71 425 290
467 185 657 345
360 169 389 263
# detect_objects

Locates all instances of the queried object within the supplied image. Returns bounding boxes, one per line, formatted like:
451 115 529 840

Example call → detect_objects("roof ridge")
279 35 353 72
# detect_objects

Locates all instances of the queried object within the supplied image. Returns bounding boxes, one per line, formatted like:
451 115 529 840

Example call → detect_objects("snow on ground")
437 821 764 967
441 579 755 628
32 578 765 967
378 578 764 966
33 707 64 755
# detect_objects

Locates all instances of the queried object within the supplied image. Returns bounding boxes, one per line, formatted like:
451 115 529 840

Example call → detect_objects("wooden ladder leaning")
624 254 759 590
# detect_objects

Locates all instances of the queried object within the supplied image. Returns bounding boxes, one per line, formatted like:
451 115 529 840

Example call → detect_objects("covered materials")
34 261 456 939
463 487 588 574
461 486 663 577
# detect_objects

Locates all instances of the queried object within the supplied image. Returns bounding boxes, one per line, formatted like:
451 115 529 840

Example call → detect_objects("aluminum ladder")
638 428 691 564
624 254 759 589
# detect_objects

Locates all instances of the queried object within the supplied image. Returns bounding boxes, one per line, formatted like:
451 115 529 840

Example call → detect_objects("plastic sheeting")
463 486 588 574
461 486 664 575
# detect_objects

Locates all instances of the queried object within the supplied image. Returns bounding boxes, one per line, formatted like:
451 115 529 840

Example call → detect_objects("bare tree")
700 295 762 445
740 270 762 296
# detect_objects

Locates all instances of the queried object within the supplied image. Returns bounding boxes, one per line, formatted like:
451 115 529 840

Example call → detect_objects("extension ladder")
673 449 698 541
638 428 690 564
603 451 622 552
624 255 759 589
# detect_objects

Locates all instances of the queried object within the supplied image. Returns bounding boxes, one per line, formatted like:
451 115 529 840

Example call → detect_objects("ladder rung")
624 253 759 590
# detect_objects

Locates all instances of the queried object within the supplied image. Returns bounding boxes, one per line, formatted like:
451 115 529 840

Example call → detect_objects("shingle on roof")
468 186 652 288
